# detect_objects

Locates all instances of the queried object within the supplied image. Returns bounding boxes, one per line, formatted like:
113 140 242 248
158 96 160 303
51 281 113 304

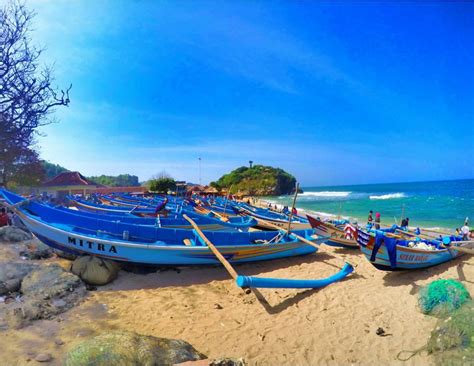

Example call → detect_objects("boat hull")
306 215 358 249
356 229 464 270
15 210 319 266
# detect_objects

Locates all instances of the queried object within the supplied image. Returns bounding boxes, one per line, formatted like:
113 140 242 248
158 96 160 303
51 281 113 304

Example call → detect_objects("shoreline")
252 196 458 233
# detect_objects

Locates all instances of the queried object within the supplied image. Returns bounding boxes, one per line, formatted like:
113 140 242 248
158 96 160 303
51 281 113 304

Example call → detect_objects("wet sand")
1 237 472 365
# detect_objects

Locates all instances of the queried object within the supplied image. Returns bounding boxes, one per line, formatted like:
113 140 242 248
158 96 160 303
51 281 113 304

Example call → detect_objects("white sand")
1 238 472 365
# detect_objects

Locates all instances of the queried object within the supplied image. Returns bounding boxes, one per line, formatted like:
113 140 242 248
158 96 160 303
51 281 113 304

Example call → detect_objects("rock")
65 331 206 366
5 264 86 328
21 263 83 297
20 239 53 260
213 303 223 310
71 256 120 286
85 284 97 291
35 353 52 362
0 262 37 295
211 358 247 366
52 249 77 261
375 327 391 337
0 226 32 242
55 339 65 346
52 299 67 308
175 360 211 366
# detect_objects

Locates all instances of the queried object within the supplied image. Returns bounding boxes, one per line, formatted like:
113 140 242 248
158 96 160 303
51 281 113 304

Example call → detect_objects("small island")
210 164 298 196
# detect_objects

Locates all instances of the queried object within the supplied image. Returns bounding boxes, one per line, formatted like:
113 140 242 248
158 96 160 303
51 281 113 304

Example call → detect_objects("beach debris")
210 358 247 366
427 301 474 363
418 279 471 316
71 256 120 286
213 303 223 310
34 353 52 362
64 330 206 366
0 226 32 243
5 264 86 329
398 300 474 363
375 327 392 337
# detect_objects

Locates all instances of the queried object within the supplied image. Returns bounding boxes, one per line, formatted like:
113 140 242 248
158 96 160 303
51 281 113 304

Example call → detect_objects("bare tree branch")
0 0 71 186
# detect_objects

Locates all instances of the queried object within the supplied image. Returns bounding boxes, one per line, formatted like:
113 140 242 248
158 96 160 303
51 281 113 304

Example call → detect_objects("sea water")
264 179 474 230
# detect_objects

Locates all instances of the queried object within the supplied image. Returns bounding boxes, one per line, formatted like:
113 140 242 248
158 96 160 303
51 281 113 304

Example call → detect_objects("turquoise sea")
265 179 474 230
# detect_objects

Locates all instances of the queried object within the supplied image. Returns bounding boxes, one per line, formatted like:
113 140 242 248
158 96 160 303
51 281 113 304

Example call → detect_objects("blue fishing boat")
66 197 256 230
1 189 326 266
306 214 359 249
54 206 257 231
233 203 310 230
356 227 468 270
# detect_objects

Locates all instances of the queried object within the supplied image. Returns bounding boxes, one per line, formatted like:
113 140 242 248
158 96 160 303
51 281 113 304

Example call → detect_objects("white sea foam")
369 193 406 200
299 191 351 198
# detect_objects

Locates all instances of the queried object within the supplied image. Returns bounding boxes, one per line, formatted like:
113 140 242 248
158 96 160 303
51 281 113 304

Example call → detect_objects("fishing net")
71 256 120 286
418 279 471 316
427 301 474 365
398 282 473 364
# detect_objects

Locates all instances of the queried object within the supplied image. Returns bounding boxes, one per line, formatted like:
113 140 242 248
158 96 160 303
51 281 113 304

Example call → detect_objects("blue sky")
27 0 473 185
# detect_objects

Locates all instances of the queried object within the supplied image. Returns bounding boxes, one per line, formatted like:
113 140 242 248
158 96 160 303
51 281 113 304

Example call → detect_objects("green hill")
41 161 69 179
210 165 297 196
88 174 140 187
41 161 139 187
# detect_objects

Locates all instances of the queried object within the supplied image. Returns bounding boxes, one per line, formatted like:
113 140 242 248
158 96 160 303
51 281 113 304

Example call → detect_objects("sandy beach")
1 234 472 365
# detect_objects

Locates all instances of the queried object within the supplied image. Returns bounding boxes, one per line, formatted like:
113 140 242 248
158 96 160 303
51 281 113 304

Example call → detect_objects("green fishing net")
418 279 471 316
427 301 474 365
399 281 472 363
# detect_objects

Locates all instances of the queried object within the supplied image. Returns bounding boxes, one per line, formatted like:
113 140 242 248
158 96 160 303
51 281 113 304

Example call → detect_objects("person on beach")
367 210 373 225
0 208 9 227
7 210 13 225
291 207 298 215
401 217 409 228
460 222 470 240
375 212 381 229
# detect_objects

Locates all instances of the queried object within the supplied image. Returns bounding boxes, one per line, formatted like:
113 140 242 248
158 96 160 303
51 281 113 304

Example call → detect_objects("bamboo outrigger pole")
287 182 299 233
263 218 320 251
183 214 239 280
399 204 405 226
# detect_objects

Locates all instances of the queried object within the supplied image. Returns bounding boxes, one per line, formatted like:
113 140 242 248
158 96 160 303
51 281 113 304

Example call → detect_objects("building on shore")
40 171 146 199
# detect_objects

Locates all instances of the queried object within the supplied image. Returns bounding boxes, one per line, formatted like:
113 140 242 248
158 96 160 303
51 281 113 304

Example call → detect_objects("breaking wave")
300 191 351 198
369 193 406 200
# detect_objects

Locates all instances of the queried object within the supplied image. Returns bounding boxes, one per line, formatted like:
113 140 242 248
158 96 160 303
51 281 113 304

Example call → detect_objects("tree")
87 174 140 187
41 161 69 179
149 177 176 193
0 1 71 186
146 171 176 193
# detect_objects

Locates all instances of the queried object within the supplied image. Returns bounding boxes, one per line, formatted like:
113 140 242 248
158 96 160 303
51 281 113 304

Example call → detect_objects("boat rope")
396 346 426 362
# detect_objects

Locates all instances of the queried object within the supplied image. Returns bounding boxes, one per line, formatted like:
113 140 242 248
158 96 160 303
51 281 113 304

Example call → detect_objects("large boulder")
19 238 53 260
21 263 84 298
65 331 206 366
0 262 37 295
71 256 120 286
5 264 86 328
0 226 32 242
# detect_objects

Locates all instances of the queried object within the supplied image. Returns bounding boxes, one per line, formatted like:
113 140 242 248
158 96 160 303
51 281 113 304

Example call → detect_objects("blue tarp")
370 233 398 268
